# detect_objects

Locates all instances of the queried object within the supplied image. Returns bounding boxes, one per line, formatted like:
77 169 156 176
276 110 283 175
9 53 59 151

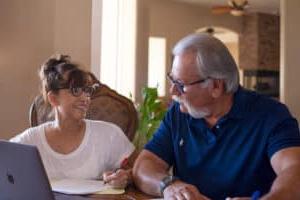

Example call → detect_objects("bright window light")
148 37 166 96
101 0 136 99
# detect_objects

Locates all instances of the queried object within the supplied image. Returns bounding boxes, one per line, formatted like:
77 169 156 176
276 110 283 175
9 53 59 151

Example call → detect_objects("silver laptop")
0 140 55 200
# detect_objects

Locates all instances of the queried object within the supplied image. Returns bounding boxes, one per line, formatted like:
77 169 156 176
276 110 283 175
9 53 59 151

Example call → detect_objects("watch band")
159 175 178 196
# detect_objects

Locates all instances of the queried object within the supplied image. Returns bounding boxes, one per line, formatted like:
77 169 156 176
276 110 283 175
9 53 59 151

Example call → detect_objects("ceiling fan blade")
211 6 232 14
229 0 249 11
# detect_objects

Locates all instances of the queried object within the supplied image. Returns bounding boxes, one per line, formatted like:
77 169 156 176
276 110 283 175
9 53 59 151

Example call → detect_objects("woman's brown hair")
39 54 90 103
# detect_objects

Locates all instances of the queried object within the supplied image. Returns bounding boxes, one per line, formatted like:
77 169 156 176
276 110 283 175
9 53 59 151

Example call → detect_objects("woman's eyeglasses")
58 83 100 97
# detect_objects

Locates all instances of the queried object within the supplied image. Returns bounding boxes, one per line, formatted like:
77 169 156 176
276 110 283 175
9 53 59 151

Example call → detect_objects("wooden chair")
29 83 138 141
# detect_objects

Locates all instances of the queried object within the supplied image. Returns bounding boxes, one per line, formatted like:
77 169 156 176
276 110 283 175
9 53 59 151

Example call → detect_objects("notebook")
51 179 125 195
0 140 55 200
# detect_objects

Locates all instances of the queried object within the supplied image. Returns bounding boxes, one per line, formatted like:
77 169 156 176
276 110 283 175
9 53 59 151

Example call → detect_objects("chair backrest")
29 83 138 141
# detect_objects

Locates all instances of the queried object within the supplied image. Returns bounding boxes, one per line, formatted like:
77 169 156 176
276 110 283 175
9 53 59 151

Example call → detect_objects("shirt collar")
224 85 247 120
182 85 248 122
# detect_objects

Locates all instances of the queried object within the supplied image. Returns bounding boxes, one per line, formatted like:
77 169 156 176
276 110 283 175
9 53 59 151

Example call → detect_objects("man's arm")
132 149 170 196
133 150 210 200
262 147 300 200
227 147 300 200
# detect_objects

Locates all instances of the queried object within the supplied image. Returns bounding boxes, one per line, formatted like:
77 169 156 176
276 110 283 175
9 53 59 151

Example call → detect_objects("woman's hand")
102 169 132 189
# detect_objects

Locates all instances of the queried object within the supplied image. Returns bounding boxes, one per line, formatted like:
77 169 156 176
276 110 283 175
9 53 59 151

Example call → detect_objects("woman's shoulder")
10 122 51 144
85 119 122 130
85 119 125 137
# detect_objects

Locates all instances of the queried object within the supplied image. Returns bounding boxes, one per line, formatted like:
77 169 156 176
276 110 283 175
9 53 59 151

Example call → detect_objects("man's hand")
103 169 131 189
163 181 210 200
225 197 251 200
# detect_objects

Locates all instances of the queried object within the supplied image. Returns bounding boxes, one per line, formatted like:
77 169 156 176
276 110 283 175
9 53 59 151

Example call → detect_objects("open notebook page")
50 179 124 195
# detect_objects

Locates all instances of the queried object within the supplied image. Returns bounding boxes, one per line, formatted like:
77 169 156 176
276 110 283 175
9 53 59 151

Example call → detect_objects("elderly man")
133 33 300 200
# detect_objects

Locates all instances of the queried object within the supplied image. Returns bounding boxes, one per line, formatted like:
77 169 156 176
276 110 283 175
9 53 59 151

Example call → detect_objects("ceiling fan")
211 0 249 16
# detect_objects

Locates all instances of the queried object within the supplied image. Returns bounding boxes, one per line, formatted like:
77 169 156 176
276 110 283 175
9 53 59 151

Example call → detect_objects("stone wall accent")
239 13 280 70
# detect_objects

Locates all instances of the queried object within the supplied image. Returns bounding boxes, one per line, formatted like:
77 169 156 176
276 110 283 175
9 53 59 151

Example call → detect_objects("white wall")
280 0 300 121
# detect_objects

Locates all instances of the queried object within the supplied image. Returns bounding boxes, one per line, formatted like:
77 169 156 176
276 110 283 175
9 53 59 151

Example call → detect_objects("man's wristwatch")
159 175 178 195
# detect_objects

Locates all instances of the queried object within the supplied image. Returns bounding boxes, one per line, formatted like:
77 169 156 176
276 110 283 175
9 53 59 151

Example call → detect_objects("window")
100 0 137 98
148 37 166 96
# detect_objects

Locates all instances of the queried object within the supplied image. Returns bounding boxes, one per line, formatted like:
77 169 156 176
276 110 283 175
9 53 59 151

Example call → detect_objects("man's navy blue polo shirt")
145 87 300 200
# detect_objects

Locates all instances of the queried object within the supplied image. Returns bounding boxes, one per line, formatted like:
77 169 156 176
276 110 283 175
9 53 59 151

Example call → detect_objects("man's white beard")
172 95 210 119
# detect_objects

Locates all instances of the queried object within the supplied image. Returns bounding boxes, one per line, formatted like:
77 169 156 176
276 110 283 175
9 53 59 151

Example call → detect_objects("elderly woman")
10 55 134 189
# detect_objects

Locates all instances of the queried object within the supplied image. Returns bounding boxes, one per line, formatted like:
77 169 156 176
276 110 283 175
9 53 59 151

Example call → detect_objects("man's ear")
210 79 225 98
47 91 59 107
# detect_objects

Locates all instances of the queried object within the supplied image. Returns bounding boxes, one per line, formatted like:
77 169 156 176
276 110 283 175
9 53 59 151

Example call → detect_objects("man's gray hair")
172 33 239 93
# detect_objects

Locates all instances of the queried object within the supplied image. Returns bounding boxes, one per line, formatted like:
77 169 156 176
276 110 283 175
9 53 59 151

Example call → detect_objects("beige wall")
54 0 92 69
280 0 300 121
0 0 92 139
0 0 55 139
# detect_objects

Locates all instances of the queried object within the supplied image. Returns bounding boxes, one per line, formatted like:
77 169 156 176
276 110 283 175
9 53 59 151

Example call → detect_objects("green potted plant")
133 87 167 150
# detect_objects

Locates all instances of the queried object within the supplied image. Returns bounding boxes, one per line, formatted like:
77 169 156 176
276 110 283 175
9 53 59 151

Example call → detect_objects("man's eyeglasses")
167 73 208 94
58 83 100 97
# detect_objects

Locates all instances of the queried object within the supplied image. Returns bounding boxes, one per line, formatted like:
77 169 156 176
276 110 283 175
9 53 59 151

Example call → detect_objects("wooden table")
54 186 157 200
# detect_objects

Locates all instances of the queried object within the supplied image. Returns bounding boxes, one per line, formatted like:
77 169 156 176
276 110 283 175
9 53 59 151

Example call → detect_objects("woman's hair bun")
42 54 71 76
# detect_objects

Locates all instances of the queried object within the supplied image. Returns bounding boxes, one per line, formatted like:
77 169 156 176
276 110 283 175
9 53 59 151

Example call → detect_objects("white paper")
51 179 113 195
94 188 125 195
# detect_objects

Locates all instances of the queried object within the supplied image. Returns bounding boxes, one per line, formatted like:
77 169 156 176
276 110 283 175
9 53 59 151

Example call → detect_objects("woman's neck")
52 117 85 135
45 116 86 154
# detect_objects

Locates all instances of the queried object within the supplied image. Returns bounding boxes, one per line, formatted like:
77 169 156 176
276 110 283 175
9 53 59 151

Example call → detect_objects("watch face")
163 176 171 183
160 175 178 195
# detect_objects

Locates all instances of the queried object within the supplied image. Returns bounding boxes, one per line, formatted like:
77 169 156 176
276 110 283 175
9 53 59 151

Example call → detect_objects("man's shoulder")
238 88 291 119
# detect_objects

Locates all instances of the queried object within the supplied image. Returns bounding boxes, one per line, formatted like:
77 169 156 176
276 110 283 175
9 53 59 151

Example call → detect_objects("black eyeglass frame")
56 83 100 97
167 73 209 94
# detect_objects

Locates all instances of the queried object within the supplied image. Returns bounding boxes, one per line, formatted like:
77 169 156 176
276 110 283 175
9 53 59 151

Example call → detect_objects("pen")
251 190 261 200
